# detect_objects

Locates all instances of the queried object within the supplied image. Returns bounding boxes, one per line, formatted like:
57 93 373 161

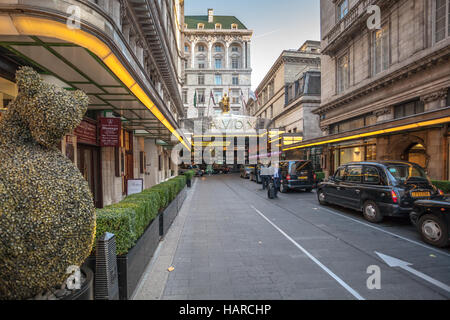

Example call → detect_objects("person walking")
273 163 281 198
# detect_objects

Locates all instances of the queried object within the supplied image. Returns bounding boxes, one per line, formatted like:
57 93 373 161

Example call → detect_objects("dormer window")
231 24 238 30
197 23 205 30
215 23 222 30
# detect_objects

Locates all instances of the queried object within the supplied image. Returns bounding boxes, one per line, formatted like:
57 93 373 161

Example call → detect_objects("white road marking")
251 205 365 300
318 206 450 257
375 252 450 292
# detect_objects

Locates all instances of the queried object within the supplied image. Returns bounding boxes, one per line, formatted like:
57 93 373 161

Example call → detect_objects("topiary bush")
93 176 187 257
183 169 195 181
0 67 95 300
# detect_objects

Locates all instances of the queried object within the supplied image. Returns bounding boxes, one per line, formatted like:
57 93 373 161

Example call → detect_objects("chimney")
208 8 214 23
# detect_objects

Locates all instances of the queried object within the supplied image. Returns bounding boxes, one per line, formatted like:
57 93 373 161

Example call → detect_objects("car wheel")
362 201 383 223
280 183 288 193
318 190 327 205
418 214 449 248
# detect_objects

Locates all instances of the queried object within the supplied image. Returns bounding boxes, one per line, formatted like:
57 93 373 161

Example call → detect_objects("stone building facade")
285 0 450 180
182 9 253 118
0 0 187 207
248 41 322 154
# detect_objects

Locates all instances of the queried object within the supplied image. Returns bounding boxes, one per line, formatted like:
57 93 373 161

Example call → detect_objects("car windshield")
290 161 312 175
386 164 429 184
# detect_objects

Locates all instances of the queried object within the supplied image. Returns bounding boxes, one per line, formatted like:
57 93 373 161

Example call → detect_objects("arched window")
407 143 427 168
197 23 205 30
215 23 222 30
231 24 238 30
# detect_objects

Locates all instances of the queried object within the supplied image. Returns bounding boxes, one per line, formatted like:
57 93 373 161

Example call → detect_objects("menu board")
99 118 121 147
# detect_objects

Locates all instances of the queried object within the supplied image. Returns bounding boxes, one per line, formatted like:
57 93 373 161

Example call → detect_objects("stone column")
247 42 251 69
208 42 213 69
226 42 230 69
191 42 195 69
243 41 247 70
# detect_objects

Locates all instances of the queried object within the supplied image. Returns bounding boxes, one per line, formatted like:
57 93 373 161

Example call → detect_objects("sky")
184 0 321 90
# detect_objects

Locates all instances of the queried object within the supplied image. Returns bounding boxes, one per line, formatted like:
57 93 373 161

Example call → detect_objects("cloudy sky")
184 0 321 90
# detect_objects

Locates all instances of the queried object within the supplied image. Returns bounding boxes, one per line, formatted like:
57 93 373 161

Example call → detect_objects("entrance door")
407 143 427 168
77 144 102 208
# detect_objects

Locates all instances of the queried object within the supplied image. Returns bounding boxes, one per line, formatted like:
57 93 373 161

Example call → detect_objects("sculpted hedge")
0 67 96 299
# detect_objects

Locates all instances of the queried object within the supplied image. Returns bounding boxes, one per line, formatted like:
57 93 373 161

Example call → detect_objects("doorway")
77 144 102 208
407 143 427 168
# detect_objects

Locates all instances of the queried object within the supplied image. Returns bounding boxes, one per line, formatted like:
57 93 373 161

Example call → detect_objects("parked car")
317 161 445 223
240 166 255 179
179 164 204 177
279 160 316 193
254 163 272 184
409 199 450 247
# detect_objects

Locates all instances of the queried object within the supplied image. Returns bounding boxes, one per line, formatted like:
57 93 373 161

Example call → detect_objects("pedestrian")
260 163 270 190
272 163 281 198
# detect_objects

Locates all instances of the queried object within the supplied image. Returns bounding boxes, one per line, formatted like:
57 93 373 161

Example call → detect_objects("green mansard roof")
185 15 248 30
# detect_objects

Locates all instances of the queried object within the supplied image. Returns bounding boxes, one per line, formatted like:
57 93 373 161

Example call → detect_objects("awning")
0 14 189 149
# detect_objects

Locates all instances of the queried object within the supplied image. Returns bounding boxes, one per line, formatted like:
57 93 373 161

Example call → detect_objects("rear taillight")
391 190 398 204
438 189 444 196
313 174 317 180
286 175 291 181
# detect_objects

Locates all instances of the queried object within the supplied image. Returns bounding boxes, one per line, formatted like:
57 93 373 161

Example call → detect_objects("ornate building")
0 0 187 206
182 9 253 118
285 0 450 180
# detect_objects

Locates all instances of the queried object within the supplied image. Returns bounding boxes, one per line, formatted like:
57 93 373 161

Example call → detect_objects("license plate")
412 191 430 198
299 176 308 180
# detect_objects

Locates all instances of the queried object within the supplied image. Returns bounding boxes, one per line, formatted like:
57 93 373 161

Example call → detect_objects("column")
191 42 195 69
243 41 247 70
246 42 251 69
208 42 213 69
226 43 230 69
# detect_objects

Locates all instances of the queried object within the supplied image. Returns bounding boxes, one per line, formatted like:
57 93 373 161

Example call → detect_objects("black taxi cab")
317 161 445 223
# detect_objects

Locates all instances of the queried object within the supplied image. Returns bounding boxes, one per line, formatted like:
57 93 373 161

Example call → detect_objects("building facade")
248 41 322 159
182 9 253 118
285 0 450 181
0 0 187 207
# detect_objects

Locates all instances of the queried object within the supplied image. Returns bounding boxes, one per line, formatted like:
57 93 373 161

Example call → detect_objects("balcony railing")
322 0 395 55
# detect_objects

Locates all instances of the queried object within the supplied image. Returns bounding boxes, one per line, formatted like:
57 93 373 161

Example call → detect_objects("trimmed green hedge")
94 175 187 255
432 180 450 194
183 170 195 181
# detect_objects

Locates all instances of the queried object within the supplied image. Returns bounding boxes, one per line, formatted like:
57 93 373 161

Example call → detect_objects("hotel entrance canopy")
0 6 189 149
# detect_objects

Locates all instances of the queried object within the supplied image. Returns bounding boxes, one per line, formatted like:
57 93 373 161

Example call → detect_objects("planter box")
83 186 188 300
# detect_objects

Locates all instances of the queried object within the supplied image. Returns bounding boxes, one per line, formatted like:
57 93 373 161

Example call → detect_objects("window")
334 167 346 182
197 59 205 69
215 59 222 69
184 45 189 52
232 75 239 85
215 23 222 30
345 165 362 183
214 90 223 104
215 74 222 85
231 23 238 30
231 46 239 52
232 90 240 104
363 166 380 184
197 23 204 30
182 90 188 104
394 99 425 119
269 105 273 118
337 0 349 21
373 25 390 75
215 45 222 52
198 74 205 85
269 80 275 97
198 109 205 117
197 90 206 104
337 53 350 93
434 0 449 43
198 45 205 52
232 58 239 69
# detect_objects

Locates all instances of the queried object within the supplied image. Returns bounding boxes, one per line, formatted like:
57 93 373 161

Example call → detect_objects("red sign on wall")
99 118 122 147
74 119 98 146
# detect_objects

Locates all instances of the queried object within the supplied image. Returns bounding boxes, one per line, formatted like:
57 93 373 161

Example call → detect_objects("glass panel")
363 166 380 184
340 147 364 165
435 0 446 42
338 54 349 93
345 165 362 183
